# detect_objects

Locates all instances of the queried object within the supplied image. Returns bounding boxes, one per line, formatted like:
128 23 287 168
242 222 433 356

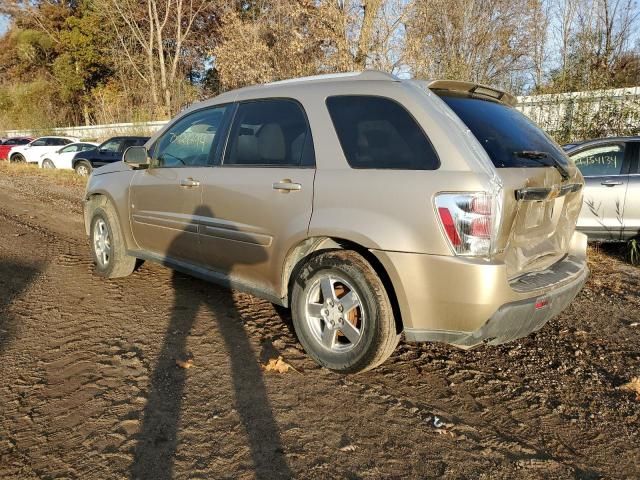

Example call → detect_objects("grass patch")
0 161 87 187
626 238 640 266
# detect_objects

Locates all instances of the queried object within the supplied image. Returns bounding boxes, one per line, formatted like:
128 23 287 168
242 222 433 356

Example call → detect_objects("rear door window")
326 95 439 170
570 144 626 177
435 91 569 168
60 144 80 153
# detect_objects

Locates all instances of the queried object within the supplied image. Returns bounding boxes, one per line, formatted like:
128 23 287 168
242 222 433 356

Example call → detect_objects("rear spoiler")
426 80 518 107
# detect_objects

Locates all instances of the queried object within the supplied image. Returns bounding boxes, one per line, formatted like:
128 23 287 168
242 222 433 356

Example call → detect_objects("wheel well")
73 158 89 169
284 237 404 334
84 193 108 235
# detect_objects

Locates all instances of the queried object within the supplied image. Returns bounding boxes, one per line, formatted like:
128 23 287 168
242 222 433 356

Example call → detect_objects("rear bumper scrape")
404 265 588 348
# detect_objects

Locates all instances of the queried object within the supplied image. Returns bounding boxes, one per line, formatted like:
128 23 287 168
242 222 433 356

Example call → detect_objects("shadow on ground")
130 206 291 479
0 259 41 355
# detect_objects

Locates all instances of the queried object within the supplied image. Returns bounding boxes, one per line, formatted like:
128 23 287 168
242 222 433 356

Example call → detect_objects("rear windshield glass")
435 91 568 168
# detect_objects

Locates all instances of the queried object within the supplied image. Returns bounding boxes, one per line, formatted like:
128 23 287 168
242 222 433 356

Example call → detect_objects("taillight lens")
435 193 495 256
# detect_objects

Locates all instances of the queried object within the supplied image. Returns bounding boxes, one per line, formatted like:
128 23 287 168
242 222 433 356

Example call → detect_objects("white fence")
516 86 640 141
3 120 169 140
4 86 640 142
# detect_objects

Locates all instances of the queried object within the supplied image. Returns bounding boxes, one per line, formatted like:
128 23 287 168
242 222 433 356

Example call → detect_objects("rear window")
326 95 439 170
435 91 568 168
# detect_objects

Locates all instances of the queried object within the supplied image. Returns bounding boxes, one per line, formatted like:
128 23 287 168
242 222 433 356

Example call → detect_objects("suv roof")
211 70 516 107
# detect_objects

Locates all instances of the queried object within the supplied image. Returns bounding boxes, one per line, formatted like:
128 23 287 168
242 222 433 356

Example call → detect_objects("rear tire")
75 160 92 177
291 250 399 374
89 204 137 278
42 159 55 169
10 153 25 163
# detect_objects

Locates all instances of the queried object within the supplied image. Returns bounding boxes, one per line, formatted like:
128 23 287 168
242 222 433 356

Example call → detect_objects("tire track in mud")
0 208 158 477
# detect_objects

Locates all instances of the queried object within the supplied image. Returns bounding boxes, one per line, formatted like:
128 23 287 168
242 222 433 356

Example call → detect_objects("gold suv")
84 71 588 373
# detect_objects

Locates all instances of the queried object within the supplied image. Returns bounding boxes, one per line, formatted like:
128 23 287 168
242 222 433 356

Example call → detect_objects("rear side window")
224 99 314 167
435 91 569 168
120 138 145 152
326 95 439 170
60 144 80 153
570 144 625 176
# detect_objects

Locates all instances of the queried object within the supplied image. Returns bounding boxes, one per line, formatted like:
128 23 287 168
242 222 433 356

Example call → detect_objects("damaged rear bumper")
403 264 588 348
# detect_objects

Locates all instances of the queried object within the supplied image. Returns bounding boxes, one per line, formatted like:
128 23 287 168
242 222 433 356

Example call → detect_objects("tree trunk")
354 0 383 69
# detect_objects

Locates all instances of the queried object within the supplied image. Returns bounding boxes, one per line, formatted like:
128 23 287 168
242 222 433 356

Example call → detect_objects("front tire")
291 250 399 373
90 204 137 278
75 160 92 177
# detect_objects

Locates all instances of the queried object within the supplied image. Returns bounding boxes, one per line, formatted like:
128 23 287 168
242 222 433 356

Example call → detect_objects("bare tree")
404 0 545 92
103 0 219 116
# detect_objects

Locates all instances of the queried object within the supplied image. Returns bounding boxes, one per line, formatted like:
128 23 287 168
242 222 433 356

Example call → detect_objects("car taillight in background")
435 193 496 256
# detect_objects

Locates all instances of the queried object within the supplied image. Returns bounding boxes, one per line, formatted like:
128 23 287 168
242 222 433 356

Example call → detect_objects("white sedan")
39 142 98 170
9 136 80 164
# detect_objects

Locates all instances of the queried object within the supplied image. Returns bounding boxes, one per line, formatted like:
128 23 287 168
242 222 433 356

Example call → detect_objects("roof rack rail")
266 70 398 86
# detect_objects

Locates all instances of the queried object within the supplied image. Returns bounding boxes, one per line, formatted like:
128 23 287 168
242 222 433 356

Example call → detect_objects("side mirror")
123 146 150 167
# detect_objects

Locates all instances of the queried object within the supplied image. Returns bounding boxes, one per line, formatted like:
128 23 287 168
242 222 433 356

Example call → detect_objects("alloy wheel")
93 218 111 268
304 274 365 352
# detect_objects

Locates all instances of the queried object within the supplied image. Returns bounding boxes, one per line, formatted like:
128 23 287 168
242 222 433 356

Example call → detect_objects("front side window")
31 139 47 147
571 144 625 177
224 99 313 167
99 138 121 153
326 95 439 170
154 106 228 168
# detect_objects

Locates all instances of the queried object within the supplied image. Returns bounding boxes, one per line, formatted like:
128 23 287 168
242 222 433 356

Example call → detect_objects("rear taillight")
435 193 496 256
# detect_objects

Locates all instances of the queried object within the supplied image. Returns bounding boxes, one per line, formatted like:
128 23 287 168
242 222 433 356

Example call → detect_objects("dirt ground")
0 164 638 479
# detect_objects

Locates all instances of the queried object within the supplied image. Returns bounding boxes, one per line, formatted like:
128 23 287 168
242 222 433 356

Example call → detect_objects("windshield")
435 91 568 168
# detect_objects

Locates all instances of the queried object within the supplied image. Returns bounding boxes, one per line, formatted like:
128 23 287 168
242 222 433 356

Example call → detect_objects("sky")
0 15 8 36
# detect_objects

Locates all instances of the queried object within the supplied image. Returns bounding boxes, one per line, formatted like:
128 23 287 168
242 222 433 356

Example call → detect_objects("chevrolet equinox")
84 71 589 373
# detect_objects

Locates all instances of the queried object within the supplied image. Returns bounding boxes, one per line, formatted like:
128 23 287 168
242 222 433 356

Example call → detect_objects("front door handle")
273 179 302 192
180 178 200 187
601 180 623 187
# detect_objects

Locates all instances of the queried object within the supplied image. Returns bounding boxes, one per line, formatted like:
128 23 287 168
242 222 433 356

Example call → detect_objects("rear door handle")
180 178 200 187
601 180 623 187
273 179 302 192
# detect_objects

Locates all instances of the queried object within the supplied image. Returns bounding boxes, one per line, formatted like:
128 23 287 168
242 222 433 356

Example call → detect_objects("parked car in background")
9 136 80 164
566 136 639 241
84 71 588 373
72 136 150 176
0 137 34 160
38 142 98 170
